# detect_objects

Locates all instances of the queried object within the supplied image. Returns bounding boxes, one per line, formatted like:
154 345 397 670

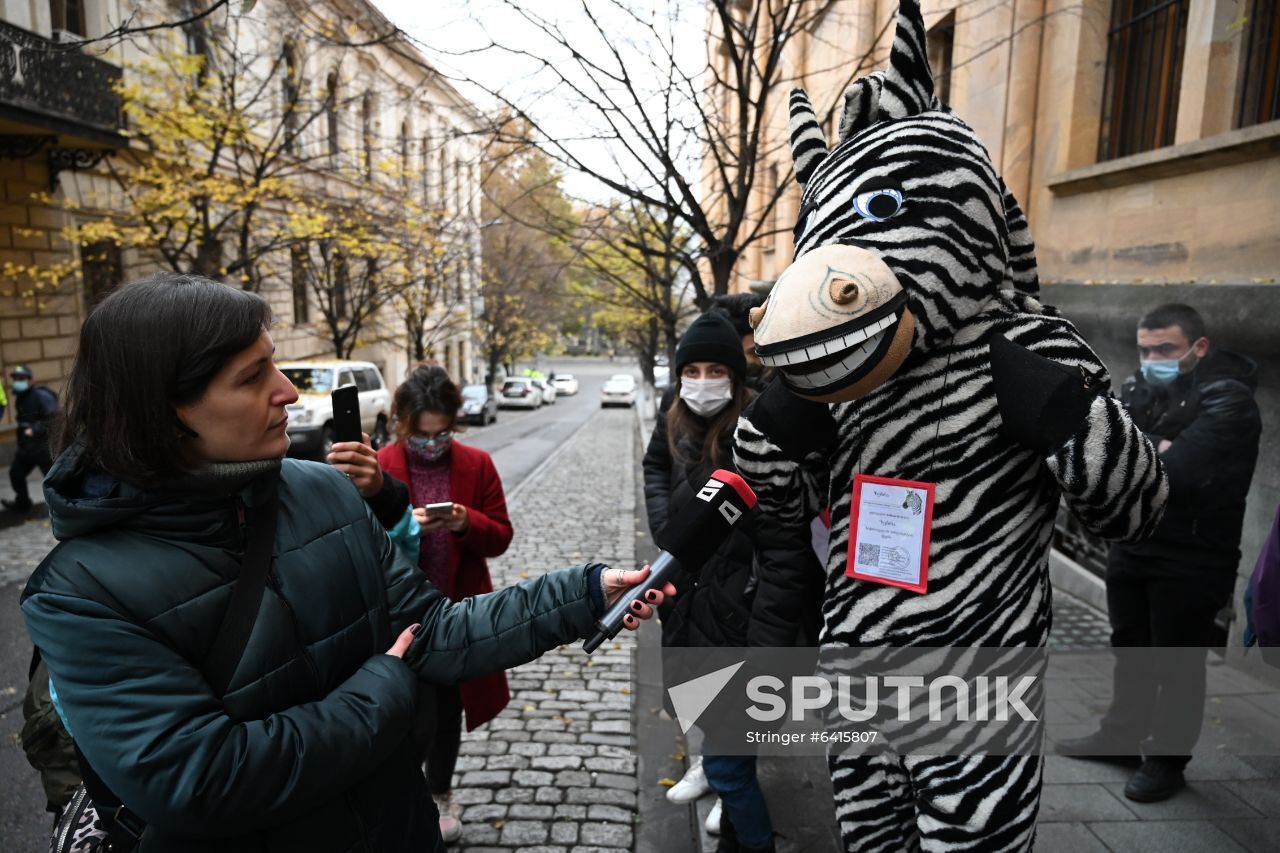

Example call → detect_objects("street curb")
631 408 700 853
1048 548 1108 614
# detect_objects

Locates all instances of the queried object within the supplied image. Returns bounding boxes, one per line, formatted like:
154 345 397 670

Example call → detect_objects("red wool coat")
378 439 513 730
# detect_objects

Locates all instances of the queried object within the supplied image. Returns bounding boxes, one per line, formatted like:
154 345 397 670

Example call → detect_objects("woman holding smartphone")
377 364 512 843
24 276 668 853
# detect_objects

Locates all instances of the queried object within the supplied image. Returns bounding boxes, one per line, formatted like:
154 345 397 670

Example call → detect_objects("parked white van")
278 360 392 457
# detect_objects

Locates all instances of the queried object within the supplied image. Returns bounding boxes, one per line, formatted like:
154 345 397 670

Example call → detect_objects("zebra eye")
853 188 903 222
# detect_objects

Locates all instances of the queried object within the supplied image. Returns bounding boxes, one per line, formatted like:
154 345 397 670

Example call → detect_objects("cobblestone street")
446 406 642 852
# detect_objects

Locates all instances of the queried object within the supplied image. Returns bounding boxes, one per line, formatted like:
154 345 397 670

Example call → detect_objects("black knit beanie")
675 312 746 378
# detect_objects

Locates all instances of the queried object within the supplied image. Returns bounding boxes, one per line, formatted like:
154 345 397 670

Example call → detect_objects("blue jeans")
701 754 773 848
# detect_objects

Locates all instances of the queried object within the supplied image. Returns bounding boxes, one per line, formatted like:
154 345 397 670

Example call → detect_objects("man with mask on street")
709 292 772 392
1058 304 1262 803
3 366 58 515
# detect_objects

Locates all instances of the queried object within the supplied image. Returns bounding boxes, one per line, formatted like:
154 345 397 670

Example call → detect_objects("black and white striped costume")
733 3 1168 850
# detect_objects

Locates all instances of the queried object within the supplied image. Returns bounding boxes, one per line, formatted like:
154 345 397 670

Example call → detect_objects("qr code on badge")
858 543 880 567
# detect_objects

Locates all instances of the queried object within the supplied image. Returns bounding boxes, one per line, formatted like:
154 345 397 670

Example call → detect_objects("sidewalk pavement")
0 468 53 587
444 406 645 852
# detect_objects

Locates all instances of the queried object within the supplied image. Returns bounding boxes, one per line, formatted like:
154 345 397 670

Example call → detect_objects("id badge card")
845 474 935 594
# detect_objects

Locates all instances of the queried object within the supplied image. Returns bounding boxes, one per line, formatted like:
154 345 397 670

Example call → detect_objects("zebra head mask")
750 0 1039 402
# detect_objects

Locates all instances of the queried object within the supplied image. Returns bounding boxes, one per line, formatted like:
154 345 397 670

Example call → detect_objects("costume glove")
989 333 1104 454
741 376 837 461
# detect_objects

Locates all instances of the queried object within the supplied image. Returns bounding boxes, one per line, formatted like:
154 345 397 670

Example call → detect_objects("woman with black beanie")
642 311 775 853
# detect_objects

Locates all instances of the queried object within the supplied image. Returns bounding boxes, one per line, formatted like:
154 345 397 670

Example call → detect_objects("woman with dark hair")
642 312 774 853
382 363 513 842
21 274 670 853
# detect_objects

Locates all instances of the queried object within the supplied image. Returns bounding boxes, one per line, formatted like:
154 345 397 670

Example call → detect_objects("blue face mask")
1140 360 1180 385
11 380 29 393
1140 342 1201 386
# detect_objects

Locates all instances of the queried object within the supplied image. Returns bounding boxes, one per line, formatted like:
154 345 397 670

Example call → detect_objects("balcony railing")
0 18 122 140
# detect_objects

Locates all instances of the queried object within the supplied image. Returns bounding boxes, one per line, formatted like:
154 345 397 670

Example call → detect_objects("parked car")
551 374 580 396
279 360 392 458
601 374 638 408
531 378 557 405
499 377 542 409
653 365 671 393
461 384 498 425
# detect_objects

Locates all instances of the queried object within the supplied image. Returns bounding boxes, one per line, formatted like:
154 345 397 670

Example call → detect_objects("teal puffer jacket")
22 448 600 852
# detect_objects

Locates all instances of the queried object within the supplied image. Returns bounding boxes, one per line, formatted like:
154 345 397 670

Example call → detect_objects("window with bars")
400 121 410 185
1097 0 1190 162
51 0 86 36
1236 0 1280 129
361 93 375 179
282 43 300 156
81 240 122 307
334 252 349 318
291 243 310 324
326 72 340 165
928 11 956 106
177 0 211 76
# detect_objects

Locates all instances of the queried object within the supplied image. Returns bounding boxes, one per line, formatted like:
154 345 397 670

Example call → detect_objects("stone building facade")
0 0 487 456
712 0 1279 644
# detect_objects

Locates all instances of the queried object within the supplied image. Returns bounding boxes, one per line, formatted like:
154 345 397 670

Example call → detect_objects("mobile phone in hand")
423 501 454 516
331 385 362 444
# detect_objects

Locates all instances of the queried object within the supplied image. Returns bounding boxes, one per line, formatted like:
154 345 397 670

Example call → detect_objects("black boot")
716 810 775 853
715 808 739 853
1124 758 1186 802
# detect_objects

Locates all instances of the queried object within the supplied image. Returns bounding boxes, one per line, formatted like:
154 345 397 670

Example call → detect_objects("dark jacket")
1114 348 1261 574
14 384 58 450
643 396 756 647
22 446 601 853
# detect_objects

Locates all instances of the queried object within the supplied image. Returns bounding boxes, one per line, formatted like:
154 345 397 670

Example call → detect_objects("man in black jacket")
3 365 58 515
1059 304 1262 803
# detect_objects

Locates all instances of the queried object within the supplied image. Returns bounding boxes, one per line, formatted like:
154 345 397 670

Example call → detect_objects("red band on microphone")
709 469 758 510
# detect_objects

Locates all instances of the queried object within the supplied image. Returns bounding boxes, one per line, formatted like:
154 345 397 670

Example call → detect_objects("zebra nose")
748 305 766 329
830 279 859 305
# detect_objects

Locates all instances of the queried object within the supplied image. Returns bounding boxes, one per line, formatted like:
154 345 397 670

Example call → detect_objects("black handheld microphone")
582 469 757 653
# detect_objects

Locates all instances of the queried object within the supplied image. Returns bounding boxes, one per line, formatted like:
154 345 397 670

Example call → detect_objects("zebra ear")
1000 177 1040 297
879 0 934 120
837 72 885 143
789 88 829 187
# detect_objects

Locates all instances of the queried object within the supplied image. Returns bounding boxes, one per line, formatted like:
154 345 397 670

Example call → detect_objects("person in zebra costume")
732 2 1169 850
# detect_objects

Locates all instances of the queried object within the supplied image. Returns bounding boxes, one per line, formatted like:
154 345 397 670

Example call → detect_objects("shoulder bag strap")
204 480 281 697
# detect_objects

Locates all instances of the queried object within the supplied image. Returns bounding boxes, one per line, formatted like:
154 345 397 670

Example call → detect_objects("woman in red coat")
334 363 512 843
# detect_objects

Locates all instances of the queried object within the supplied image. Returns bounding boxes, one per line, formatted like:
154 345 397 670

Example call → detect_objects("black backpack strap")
204 481 280 697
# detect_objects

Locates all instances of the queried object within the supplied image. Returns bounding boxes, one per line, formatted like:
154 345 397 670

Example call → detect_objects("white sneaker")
705 798 722 835
666 756 712 804
433 792 462 843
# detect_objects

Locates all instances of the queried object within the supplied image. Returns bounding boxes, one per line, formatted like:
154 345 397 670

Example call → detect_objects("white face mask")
680 377 734 417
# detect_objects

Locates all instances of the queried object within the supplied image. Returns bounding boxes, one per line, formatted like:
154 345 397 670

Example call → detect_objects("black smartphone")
331 385 362 444
423 501 454 516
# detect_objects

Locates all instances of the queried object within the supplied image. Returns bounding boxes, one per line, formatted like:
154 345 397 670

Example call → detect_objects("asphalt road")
0 356 641 852
462 359 642 493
